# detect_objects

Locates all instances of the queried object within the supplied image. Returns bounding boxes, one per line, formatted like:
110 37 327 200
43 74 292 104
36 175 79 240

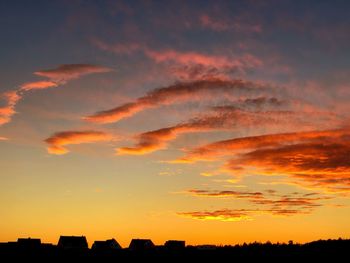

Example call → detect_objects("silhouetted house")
129 239 155 251
17 238 41 249
57 236 88 250
92 238 122 250
164 240 185 250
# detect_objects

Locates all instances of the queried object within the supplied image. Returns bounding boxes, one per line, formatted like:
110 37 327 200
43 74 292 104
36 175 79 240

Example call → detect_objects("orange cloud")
178 207 312 221
174 129 348 163
187 189 264 199
178 209 252 222
145 49 262 80
145 49 241 67
175 127 350 192
117 107 299 155
84 79 269 124
179 189 330 221
186 189 328 207
0 90 22 126
225 136 350 193
20 81 58 91
178 208 315 221
45 131 113 155
93 39 262 80
34 64 112 82
0 136 8 140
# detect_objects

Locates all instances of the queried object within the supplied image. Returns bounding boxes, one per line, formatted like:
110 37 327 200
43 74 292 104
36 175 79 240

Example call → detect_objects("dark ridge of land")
1 238 349 262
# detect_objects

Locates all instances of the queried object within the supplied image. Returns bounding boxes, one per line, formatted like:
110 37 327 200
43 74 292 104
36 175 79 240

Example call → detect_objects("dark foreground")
1 239 349 262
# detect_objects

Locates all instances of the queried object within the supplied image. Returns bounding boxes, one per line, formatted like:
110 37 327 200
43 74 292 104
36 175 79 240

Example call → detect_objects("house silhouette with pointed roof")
129 239 155 250
57 236 88 250
92 238 122 250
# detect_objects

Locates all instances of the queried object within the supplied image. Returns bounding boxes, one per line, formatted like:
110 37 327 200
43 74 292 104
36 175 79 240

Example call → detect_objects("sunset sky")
1 0 350 247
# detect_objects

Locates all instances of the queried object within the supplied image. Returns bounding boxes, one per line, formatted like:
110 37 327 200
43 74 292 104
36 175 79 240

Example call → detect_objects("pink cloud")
144 48 262 79
92 38 141 55
0 64 111 127
84 79 268 124
93 39 263 80
34 64 112 82
117 107 302 155
199 14 262 33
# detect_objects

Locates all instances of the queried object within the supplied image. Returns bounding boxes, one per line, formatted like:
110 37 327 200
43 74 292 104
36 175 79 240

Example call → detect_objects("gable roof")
58 236 88 249
129 239 155 250
92 238 122 250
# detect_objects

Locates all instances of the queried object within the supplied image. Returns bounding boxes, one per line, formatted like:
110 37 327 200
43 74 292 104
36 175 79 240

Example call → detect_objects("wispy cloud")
225 133 350 193
92 39 141 55
145 48 262 79
20 81 58 91
93 39 262 80
186 189 328 208
34 64 112 82
44 130 113 155
187 189 264 199
178 189 331 221
178 209 252 222
178 208 314 221
117 107 299 155
173 129 348 163
199 14 262 33
0 64 112 127
84 79 268 124
0 90 22 126
173 127 350 193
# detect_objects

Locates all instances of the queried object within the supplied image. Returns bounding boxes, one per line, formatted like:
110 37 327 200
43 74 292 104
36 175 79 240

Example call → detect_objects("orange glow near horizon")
1 0 350 247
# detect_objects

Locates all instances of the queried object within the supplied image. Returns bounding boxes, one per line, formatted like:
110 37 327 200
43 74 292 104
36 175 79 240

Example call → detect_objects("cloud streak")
225 135 350 193
44 130 113 155
117 107 299 155
0 64 112 127
20 81 58 91
199 14 262 33
173 129 348 163
34 64 112 82
179 189 331 221
84 79 269 124
173 127 350 193
187 189 328 207
178 209 252 222
178 207 315 221
0 90 22 126
93 39 262 80
187 189 264 199
145 49 262 79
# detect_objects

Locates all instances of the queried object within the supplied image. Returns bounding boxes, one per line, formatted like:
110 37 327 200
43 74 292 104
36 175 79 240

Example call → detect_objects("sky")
1 0 350 247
